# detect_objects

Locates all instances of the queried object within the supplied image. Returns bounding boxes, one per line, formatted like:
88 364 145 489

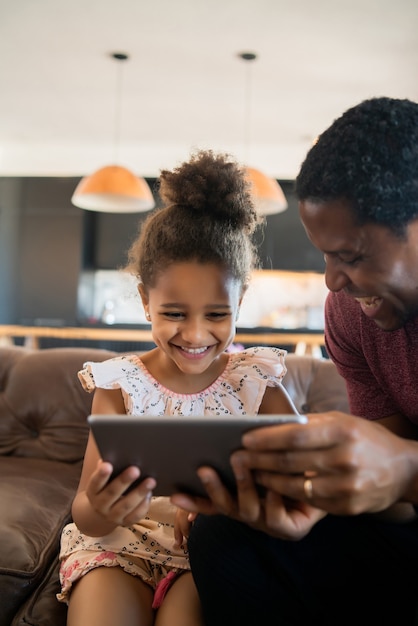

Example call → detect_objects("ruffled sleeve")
222 346 288 415
228 346 287 381
78 355 139 393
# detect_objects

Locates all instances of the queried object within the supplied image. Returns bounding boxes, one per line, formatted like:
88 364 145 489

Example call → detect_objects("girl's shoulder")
227 346 287 380
78 354 142 392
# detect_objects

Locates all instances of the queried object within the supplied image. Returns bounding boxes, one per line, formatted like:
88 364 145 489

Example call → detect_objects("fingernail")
197 469 211 484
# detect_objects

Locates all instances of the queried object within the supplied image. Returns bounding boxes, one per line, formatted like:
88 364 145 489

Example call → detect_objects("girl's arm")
258 383 299 415
71 388 156 537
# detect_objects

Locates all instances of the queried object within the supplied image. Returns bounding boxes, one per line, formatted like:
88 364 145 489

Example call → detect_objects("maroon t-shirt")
325 290 418 424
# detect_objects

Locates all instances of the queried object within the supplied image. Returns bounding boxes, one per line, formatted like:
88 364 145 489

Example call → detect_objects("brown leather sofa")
0 345 348 626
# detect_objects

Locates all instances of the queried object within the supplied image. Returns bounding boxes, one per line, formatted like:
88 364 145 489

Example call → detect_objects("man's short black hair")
295 97 418 235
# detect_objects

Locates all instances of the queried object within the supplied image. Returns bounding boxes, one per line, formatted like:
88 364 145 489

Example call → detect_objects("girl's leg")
67 566 154 626
155 571 204 626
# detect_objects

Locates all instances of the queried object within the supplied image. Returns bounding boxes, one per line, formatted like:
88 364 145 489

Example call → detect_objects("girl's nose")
181 319 206 343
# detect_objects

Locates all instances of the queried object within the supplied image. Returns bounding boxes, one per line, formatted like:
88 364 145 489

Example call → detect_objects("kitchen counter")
0 325 325 356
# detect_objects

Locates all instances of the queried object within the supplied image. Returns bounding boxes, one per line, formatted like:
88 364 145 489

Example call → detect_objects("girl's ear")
238 285 248 307
236 286 247 320
138 283 149 309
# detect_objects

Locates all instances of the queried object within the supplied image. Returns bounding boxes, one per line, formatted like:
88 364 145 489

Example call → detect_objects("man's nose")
325 262 351 292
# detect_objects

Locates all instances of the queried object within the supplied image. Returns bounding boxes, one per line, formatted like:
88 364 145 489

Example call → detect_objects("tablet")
88 413 307 497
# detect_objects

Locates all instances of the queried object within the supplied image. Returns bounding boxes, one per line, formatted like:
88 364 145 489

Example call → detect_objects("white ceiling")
1 0 417 180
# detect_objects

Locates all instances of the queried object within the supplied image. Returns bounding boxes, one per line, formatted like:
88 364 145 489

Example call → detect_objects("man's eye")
341 256 361 266
208 312 229 319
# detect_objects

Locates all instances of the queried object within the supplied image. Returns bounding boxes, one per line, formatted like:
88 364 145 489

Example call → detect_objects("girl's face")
139 262 243 375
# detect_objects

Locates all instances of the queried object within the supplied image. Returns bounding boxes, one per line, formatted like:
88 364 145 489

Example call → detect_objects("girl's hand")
171 465 325 540
85 459 157 527
173 508 197 547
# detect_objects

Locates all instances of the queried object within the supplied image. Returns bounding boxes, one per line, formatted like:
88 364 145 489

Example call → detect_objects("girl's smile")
176 345 212 358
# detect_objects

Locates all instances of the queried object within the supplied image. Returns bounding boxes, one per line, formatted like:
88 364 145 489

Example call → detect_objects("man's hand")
238 412 418 516
171 464 326 541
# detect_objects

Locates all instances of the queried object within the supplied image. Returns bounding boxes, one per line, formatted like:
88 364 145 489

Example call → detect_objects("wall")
0 177 84 325
0 179 21 323
86 181 325 272
79 268 327 330
0 177 325 326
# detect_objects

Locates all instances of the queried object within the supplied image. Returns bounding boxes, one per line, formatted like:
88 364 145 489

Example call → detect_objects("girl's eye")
207 312 229 320
163 312 185 319
161 311 230 320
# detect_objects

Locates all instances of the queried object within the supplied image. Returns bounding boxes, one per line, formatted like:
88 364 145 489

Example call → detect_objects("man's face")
299 198 418 331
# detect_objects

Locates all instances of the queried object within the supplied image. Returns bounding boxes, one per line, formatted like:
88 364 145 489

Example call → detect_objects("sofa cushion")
0 346 117 626
11 559 68 626
0 457 80 626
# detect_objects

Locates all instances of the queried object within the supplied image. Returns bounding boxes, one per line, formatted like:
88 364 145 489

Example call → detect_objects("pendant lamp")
239 52 287 216
71 53 155 213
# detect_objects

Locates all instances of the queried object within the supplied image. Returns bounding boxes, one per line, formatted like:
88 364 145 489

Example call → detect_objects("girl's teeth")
181 347 207 354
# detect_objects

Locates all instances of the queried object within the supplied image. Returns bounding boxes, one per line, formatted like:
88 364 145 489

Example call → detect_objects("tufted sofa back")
283 352 349 415
0 346 349 463
0 346 116 462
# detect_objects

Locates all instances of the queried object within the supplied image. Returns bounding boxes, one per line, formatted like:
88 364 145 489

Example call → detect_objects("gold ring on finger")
303 477 313 499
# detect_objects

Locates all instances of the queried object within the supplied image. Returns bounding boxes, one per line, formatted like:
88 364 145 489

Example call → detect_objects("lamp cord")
111 52 128 165
239 52 257 165
244 59 252 163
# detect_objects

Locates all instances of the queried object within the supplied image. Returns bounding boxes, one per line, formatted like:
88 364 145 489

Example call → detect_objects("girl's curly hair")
126 149 263 290
295 97 418 237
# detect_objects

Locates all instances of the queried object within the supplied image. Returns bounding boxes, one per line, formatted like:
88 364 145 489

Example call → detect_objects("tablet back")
88 413 307 497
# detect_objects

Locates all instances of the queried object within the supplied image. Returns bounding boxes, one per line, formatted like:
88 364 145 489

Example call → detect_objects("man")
172 97 418 625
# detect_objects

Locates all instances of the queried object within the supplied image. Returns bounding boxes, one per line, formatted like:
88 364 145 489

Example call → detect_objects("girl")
57 149 296 625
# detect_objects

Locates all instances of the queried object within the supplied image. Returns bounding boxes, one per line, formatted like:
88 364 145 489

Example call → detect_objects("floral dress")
57 346 287 605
